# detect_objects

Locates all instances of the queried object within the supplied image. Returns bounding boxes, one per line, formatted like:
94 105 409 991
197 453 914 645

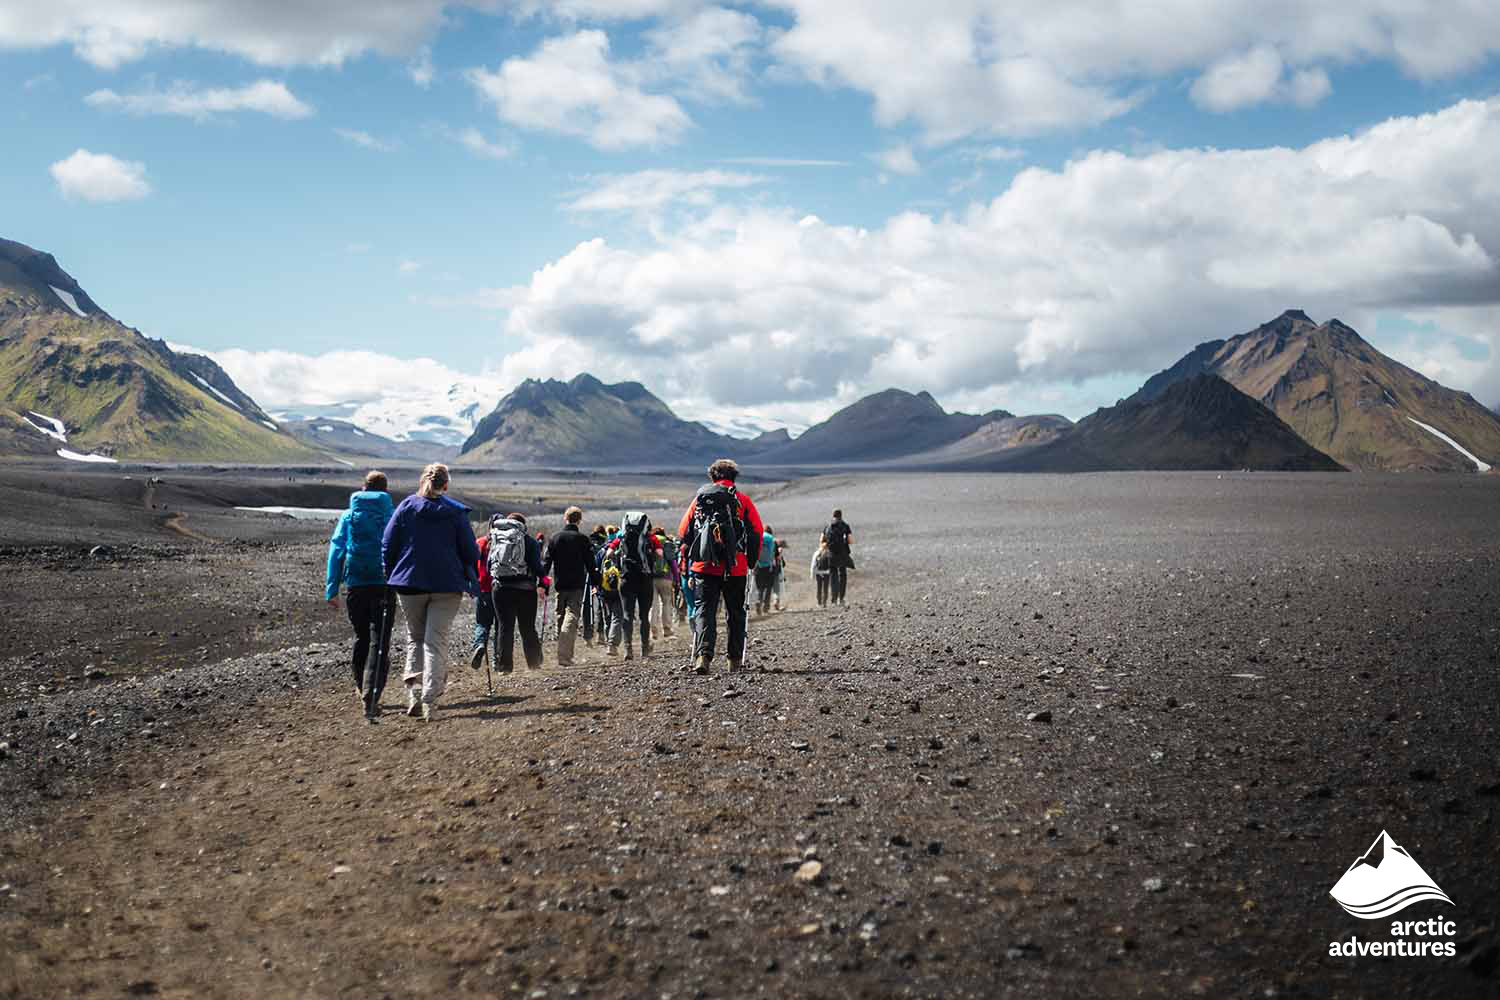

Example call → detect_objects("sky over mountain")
4 2 1500 427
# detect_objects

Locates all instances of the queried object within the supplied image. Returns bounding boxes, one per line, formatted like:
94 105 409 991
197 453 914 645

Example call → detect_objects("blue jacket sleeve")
456 510 481 582
325 513 350 600
382 502 404 579
527 535 546 581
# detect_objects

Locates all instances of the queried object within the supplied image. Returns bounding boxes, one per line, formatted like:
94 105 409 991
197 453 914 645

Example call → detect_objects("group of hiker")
324 459 855 722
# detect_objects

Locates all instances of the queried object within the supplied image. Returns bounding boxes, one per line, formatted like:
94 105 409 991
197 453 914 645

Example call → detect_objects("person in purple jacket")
381 463 481 722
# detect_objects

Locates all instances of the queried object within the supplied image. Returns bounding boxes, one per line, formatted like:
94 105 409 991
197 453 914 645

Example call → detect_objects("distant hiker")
597 537 626 656
325 470 396 720
823 508 854 605
677 543 700 640
381 463 480 722
545 506 595 667
649 526 677 640
584 523 610 646
470 524 500 673
605 512 662 659
677 458 764 674
487 512 547 672
754 525 778 615
811 539 833 608
772 536 788 611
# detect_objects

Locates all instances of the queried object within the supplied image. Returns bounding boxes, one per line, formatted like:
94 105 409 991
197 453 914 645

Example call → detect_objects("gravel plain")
1 469 1498 998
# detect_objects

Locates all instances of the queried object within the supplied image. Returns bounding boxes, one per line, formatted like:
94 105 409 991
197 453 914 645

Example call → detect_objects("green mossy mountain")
0 237 318 462
1132 311 1500 472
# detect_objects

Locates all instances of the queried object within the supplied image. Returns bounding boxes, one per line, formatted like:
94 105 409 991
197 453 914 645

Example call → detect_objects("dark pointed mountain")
991 375 1343 472
280 417 457 463
0 237 317 462
756 388 1015 464
1132 310 1500 472
460 374 755 467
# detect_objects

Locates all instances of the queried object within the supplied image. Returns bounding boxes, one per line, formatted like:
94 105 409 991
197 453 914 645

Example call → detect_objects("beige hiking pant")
397 591 462 705
651 577 675 635
554 588 584 665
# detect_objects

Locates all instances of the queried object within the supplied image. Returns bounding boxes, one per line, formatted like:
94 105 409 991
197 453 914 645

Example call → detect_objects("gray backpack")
487 516 529 580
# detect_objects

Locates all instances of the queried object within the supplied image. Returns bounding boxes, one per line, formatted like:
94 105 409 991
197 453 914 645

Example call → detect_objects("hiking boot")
623 646 634 662
364 693 381 721
728 658 744 672
406 687 421 717
470 645 487 670
692 656 710 675
420 702 434 722
606 645 619 658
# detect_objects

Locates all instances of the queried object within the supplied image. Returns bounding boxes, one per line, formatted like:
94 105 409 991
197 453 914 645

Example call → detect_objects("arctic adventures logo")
1327 830 1457 959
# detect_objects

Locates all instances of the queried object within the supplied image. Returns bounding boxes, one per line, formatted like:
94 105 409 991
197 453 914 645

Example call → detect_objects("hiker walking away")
811 538 833 608
469 526 496 673
487 512 548 672
823 508 854 605
382 463 480 722
325 470 396 720
753 525 777 616
606 512 661 659
583 523 609 646
678 543 701 642
771 535 788 611
545 506 594 667
597 537 626 656
677 458 764 674
649 527 677 640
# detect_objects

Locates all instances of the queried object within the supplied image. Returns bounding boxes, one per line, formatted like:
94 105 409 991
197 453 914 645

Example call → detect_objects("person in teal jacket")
325 470 397 720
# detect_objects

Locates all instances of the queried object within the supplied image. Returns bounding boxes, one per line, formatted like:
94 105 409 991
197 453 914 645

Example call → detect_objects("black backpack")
620 512 652 576
687 483 743 571
825 520 851 552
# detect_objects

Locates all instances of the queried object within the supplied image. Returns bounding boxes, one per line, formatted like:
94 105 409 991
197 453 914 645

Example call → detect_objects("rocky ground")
1 470 1497 998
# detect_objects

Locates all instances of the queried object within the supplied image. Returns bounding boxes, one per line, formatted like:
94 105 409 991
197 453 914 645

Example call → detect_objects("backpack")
825 520 851 552
652 535 676 577
620 512 652 577
487 516 529 580
687 483 743 571
600 548 622 593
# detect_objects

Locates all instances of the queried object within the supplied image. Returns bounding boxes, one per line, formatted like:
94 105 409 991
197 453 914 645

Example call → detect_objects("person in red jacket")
470 529 496 671
676 458 764 674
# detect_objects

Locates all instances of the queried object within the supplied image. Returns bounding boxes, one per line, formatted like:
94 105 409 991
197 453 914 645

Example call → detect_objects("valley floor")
1 471 1497 998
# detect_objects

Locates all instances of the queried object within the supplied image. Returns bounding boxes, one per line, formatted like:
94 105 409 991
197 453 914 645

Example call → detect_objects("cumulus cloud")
334 128 395 151
565 169 764 215
85 79 313 120
408 46 435 87
454 126 513 159
467 30 690 149
49 149 150 202
0 0 464 68
641 5 762 104
478 98 1500 425
768 1 1500 140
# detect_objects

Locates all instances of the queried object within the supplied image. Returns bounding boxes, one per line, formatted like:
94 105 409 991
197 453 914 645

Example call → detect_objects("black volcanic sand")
1 471 1498 998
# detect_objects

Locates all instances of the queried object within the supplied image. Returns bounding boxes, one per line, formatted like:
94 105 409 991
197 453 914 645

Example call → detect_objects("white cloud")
335 128 395 151
49 149 150 202
467 29 690 150
1190 46 1333 111
480 98 1500 424
872 144 920 175
85 79 313 120
768 1 1500 140
0 0 464 68
641 5 762 104
455 126 513 159
565 169 764 214
977 145 1024 162
398 259 423 273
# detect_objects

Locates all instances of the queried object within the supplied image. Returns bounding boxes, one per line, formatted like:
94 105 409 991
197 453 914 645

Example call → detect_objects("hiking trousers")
346 585 396 703
554 588 584 665
830 561 849 603
651 576 675 635
815 574 830 607
397 591 462 705
492 586 542 671
601 590 623 649
694 573 747 664
620 576 653 654
754 565 775 614
472 587 495 650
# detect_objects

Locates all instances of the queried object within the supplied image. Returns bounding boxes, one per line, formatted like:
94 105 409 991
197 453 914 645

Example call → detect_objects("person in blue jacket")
381 463 481 722
325 470 396 720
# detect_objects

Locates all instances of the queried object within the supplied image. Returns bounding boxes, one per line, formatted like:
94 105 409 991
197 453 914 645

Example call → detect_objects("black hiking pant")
816 575 830 606
346 585 396 705
492 587 542 671
829 554 849 604
620 576 653 653
694 573 747 664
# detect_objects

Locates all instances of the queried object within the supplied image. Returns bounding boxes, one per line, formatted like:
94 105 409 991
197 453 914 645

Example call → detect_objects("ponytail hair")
417 462 450 499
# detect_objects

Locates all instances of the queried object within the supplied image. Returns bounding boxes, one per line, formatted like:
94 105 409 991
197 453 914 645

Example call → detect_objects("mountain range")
0 238 316 463
3 237 1497 473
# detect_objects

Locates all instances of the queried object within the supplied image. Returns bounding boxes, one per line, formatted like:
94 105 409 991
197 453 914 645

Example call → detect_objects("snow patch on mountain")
1407 417 1491 472
190 372 243 411
25 411 67 443
48 285 88 317
271 377 502 447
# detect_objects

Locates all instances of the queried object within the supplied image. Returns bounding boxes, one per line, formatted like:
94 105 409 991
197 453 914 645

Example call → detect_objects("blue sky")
4 2 1500 435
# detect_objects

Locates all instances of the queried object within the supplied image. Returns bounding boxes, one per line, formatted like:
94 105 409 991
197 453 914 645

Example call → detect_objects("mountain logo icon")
1329 830 1454 920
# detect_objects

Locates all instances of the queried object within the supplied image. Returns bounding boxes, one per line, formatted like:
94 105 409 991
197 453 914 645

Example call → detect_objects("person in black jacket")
490 512 548 672
823 508 854 605
545 506 595 666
